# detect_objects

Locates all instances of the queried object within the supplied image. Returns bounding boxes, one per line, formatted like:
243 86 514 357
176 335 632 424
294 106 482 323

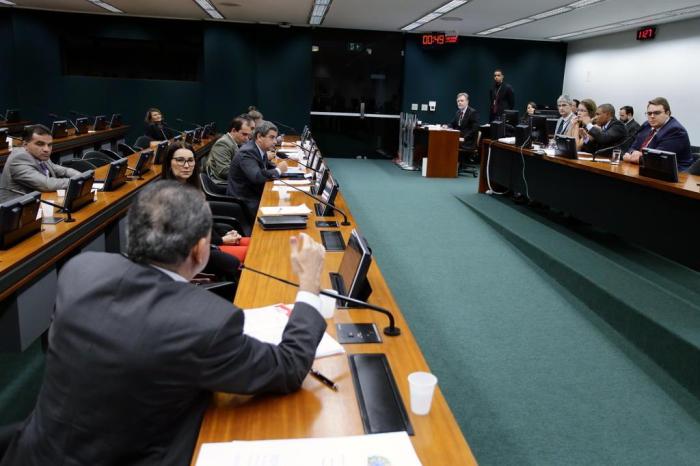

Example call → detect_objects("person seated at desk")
143 107 178 141
227 120 288 219
573 98 597 152
449 92 479 150
163 141 250 270
0 124 81 202
0 181 327 466
205 115 253 185
623 97 693 171
553 94 577 137
580 103 628 155
619 105 641 144
247 106 264 133
520 101 536 124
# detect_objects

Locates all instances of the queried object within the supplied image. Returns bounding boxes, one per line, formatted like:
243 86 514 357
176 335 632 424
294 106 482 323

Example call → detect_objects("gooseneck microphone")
270 120 298 134
593 134 636 157
276 178 350 226
0 187 75 223
241 264 400 336
175 118 203 129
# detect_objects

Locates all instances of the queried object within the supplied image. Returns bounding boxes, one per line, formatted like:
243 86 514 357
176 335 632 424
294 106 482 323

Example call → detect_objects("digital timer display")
421 33 458 48
636 26 656 41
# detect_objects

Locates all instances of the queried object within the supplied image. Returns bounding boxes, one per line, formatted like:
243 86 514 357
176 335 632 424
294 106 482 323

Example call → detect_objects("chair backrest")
100 149 122 161
117 142 137 157
200 172 227 197
62 159 97 172
134 135 153 149
82 150 113 167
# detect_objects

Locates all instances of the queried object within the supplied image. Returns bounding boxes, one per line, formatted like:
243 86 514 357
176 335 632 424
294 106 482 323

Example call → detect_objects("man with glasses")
227 120 288 218
205 115 253 185
623 97 693 171
554 95 577 137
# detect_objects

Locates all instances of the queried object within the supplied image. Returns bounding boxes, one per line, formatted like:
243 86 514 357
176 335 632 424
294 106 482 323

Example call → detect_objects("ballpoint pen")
309 368 339 391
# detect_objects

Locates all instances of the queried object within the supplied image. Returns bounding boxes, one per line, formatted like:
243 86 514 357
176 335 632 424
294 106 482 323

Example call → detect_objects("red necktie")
640 128 657 149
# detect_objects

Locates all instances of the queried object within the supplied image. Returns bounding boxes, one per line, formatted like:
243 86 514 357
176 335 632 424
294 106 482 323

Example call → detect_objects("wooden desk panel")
413 128 460 178
193 156 477 465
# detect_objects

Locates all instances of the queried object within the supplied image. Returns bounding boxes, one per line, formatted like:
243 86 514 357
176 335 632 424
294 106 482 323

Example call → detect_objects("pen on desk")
309 368 338 391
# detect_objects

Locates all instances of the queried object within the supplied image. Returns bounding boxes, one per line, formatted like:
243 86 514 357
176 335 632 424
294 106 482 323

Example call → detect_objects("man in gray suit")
205 115 253 184
0 124 81 201
1 181 327 466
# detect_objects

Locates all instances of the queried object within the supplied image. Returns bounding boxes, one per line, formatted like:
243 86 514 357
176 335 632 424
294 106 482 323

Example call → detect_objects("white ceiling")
4 0 700 42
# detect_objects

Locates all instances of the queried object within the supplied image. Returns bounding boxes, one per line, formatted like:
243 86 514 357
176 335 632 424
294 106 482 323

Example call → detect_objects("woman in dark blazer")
144 107 177 141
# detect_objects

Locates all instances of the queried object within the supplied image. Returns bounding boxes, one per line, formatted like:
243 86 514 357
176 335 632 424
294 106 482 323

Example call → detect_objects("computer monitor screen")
530 115 549 146
75 117 89 135
184 130 194 144
154 141 169 164
193 127 203 144
0 191 41 248
0 128 8 151
503 110 519 127
317 172 339 217
109 113 122 128
93 115 108 131
334 228 373 303
51 120 69 139
63 170 95 213
554 135 577 159
132 150 154 177
313 162 328 194
102 158 128 191
640 148 679 182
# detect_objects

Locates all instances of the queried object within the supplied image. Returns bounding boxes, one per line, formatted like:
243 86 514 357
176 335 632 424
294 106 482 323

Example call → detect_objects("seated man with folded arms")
0 180 327 466
205 115 254 185
227 120 288 219
623 97 693 171
579 103 628 155
0 124 81 202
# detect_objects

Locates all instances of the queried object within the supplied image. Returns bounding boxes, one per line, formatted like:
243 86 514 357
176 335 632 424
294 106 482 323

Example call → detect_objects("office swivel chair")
458 131 481 178
81 150 113 167
99 149 123 161
134 136 153 150
117 142 138 157
62 159 97 172
200 173 253 236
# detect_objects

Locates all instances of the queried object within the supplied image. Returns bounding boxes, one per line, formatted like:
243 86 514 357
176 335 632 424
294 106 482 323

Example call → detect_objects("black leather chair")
458 131 481 178
199 173 253 231
134 136 153 150
100 149 123 161
117 142 137 157
210 201 251 237
62 159 97 172
82 150 113 167
200 171 227 196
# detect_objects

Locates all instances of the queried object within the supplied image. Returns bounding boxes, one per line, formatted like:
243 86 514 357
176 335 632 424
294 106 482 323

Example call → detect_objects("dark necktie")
39 161 49 176
556 119 563 135
458 110 464 126
640 128 657 149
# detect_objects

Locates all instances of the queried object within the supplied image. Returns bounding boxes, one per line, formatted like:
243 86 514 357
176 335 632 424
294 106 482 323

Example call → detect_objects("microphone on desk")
276 178 350 226
0 187 75 223
593 135 636 158
175 118 203 129
276 151 320 174
69 110 94 119
270 120 299 134
241 264 401 336
48 113 79 132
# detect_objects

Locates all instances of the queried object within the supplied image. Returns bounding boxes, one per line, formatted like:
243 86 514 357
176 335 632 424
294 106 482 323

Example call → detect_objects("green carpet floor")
327 159 700 466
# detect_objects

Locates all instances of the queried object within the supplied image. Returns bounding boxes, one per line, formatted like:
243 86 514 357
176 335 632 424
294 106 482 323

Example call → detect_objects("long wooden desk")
0 136 216 351
478 139 700 270
192 147 477 465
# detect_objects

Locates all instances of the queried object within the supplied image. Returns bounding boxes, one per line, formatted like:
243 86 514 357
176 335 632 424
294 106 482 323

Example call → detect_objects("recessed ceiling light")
86 0 122 13
435 0 469 15
192 0 224 19
400 0 471 32
476 26 506 36
530 7 572 20
0 0 16 5
440 17 463 22
308 0 332 26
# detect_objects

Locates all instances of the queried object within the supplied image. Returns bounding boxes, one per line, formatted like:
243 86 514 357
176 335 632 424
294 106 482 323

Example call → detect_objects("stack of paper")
272 185 310 192
274 179 310 186
259 204 312 216
243 303 344 358
195 432 422 466
285 166 306 175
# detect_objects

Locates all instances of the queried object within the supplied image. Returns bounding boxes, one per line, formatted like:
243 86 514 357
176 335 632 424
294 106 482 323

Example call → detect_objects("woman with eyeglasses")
573 98 597 152
162 142 250 281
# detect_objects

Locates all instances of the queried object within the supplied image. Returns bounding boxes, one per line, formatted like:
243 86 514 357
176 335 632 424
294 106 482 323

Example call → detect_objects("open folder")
195 431 422 466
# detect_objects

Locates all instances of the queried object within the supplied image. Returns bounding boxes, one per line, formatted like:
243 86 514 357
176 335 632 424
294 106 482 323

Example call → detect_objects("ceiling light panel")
530 7 572 20
568 0 605 8
308 0 333 26
193 0 224 19
87 0 122 13
0 0 15 5
435 0 469 14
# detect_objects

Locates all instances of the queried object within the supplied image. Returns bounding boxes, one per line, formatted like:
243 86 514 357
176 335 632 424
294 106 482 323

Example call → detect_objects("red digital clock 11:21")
636 26 656 41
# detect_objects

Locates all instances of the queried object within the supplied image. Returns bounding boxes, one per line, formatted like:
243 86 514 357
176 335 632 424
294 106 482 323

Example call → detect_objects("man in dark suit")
618 105 641 152
0 181 327 466
489 69 515 122
0 124 81 202
623 97 693 171
227 120 288 218
578 103 628 155
449 92 480 150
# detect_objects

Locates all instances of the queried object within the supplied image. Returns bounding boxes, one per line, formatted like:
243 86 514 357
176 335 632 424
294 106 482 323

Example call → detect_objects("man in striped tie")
0 124 82 202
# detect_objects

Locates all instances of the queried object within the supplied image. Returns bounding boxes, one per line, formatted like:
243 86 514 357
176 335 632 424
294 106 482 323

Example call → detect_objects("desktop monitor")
101 158 128 191
330 228 373 305
4 109 20 123
0 128 8 151
93 115 108 131
0 191 41 249
312 162 329 195
312 149 323 172
515 124 531 149
75 117 89 135
490 120 505 140
63 170 95 214
202 123 213 138
109 113 123 128
153 141 169 164
132 150 154 177
51 120 69 139
530 115 549 146
315 171 339 217
503 110 519 128
640 148 679 182
554 135 577 159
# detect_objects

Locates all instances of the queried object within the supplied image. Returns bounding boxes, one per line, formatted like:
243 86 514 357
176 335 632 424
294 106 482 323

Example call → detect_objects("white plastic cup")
278 188 291 201
41 203 54 218
611 148 622 165
319 289 336 319
408 371 438 415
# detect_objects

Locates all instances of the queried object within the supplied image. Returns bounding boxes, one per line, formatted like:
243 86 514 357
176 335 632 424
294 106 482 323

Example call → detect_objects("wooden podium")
412 127 459 178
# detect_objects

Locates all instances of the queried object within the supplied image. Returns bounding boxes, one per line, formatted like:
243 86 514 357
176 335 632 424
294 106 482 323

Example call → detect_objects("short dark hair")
598 103 615 116
162 141 201 190
494 68 504 75
254 120 278 140
247 106 263 121
126 180 212 266
144 107 162 124
620 105 634 116
648 97 670 113
23 124 51 142
228 116 251 133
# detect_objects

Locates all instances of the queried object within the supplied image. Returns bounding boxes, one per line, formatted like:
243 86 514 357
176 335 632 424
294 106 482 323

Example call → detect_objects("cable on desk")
518 136 531 200
486 141 509 196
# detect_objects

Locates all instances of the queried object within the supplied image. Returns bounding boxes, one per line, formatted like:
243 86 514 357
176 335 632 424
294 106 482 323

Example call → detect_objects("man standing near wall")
489 69 515 122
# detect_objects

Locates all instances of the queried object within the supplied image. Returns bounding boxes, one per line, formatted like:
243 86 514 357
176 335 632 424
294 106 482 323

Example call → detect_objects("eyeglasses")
646 110 665 116
173 157 195 166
